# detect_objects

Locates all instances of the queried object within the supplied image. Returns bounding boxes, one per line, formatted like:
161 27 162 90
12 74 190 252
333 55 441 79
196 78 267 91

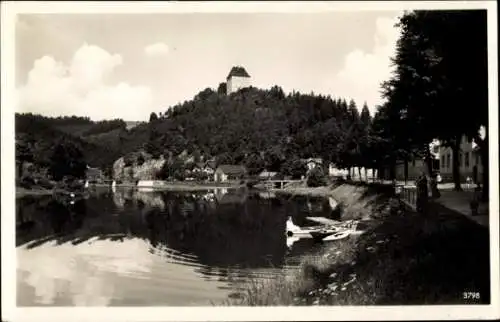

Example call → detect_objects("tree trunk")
389 158 396 181
358 167 362 182
364 167 368 182
451 138 462 191
17 161 23 180
424 144 433 176
481 144 489 201
404 159 408 185
475 127 489 201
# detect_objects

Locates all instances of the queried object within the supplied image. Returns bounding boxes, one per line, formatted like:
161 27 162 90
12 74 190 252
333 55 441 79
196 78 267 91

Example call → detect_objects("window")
465 152 470 168
412 159 416 167
458 152 462 167
447 154 451 169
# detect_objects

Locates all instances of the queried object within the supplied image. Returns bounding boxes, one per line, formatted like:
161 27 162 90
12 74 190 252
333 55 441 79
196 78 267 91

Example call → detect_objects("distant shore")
16 187 54 198
135 182 245 191
272 186 334 198
16 181 245 197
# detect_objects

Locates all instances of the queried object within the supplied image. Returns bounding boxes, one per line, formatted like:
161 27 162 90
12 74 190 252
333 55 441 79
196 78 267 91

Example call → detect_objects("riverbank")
16 187 54 198
135 181 245 191
16 181 245 197
223 182 490 305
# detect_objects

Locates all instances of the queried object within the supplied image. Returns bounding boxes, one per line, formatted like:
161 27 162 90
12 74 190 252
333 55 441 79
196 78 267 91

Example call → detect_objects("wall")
439 136 483 182
214 169 228 182
227 76 251 94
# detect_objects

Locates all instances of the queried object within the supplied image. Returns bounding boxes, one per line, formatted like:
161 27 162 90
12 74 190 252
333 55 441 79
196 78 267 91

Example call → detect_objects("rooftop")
226 66 251 80
216 164 248 175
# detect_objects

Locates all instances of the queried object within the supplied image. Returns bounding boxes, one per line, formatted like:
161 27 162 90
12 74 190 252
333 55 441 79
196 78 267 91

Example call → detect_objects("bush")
123 154 134 167
307 167 327 187
246 179 259 188
137 154 145 166
37 177 54 189
20 175 35 189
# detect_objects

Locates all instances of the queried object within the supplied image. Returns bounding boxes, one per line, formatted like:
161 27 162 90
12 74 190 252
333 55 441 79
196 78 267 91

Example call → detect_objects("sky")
15 12 403 121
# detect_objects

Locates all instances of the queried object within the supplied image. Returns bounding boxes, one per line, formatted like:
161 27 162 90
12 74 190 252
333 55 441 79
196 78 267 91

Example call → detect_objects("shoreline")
16 181 245 197
222 182 490 306
16 187 55 198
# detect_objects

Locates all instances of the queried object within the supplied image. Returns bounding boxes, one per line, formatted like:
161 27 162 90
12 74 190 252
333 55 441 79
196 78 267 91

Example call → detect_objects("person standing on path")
470 183 482 216
416 172 428 214
430 172 441 199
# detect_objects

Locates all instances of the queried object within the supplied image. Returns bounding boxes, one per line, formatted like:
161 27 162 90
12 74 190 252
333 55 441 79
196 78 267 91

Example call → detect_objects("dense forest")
15 10 489 199
15 86 375 180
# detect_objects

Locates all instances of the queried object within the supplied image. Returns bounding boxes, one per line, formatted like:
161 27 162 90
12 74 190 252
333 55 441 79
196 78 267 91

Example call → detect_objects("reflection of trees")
17 189 330 271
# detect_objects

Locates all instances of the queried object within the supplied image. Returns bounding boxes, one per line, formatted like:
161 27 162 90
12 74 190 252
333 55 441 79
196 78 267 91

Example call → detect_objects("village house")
192 161 216 176
214 165 248 183
301 158 324 173
328 163 349 178
258 170 279 181
85 166 103 183
438 135 483 183
226 66 251 94
375 139 450 182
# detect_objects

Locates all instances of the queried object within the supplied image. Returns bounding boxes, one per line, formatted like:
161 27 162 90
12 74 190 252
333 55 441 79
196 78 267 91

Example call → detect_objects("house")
377 140 441 182
226 66 251 94
328 163 349 178
204 161 216 175
438 135 483 183
301 158 323 173
214 165 248 182
86 166 103 183
258 170 279 180
192 161 216 177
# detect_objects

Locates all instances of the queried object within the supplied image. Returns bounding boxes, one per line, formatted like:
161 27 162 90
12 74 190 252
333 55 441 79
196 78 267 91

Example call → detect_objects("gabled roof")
301 158 323 164
216 164 247 175
86 168 102 176
205 160 217 169
226 66 251 80
258 171 278 178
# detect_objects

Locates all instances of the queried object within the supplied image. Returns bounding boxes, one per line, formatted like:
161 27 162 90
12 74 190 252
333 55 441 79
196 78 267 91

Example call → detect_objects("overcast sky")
16 12 402 121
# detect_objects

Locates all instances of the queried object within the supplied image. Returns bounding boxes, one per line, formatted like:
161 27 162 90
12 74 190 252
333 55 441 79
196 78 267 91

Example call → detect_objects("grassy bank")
224 182 490 305
16 187 54 198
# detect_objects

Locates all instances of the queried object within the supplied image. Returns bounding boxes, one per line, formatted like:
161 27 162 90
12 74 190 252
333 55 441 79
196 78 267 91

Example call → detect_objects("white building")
226 66 251 94
438 135 483 183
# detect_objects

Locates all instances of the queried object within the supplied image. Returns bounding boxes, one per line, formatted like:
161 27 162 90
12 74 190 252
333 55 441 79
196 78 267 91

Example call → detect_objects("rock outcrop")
112 151 166 182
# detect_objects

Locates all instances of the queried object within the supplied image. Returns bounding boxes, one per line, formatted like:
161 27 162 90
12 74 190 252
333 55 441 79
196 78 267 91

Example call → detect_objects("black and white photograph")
1 1 499 321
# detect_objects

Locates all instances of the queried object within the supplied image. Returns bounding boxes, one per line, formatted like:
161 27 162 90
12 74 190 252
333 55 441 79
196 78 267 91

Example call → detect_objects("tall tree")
149 112 159 122
384 10 488 193
49 139 87 181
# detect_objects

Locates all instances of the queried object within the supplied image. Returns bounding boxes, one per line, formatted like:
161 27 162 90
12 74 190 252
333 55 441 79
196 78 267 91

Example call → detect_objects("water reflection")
17 187 342 306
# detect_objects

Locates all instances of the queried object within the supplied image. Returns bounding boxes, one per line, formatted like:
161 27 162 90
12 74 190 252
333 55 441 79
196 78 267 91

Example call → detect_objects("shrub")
20 175 35 189
307 167 327 187
37 177 54 189
137 154 145 166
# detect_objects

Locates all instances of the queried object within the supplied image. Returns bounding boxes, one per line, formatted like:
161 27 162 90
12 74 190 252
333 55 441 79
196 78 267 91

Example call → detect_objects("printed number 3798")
463 292 480 300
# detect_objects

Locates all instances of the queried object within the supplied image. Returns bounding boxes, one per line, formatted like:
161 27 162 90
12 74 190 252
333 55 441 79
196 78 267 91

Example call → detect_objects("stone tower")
226 66 251 94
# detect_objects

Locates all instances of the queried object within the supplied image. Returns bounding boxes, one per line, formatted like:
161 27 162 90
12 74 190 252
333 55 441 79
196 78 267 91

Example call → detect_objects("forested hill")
135 86 373 174
15 114 128 172
15 85 375 177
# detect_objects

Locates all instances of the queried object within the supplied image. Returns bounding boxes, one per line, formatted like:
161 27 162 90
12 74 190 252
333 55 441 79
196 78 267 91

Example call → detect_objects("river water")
16 187 341 306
